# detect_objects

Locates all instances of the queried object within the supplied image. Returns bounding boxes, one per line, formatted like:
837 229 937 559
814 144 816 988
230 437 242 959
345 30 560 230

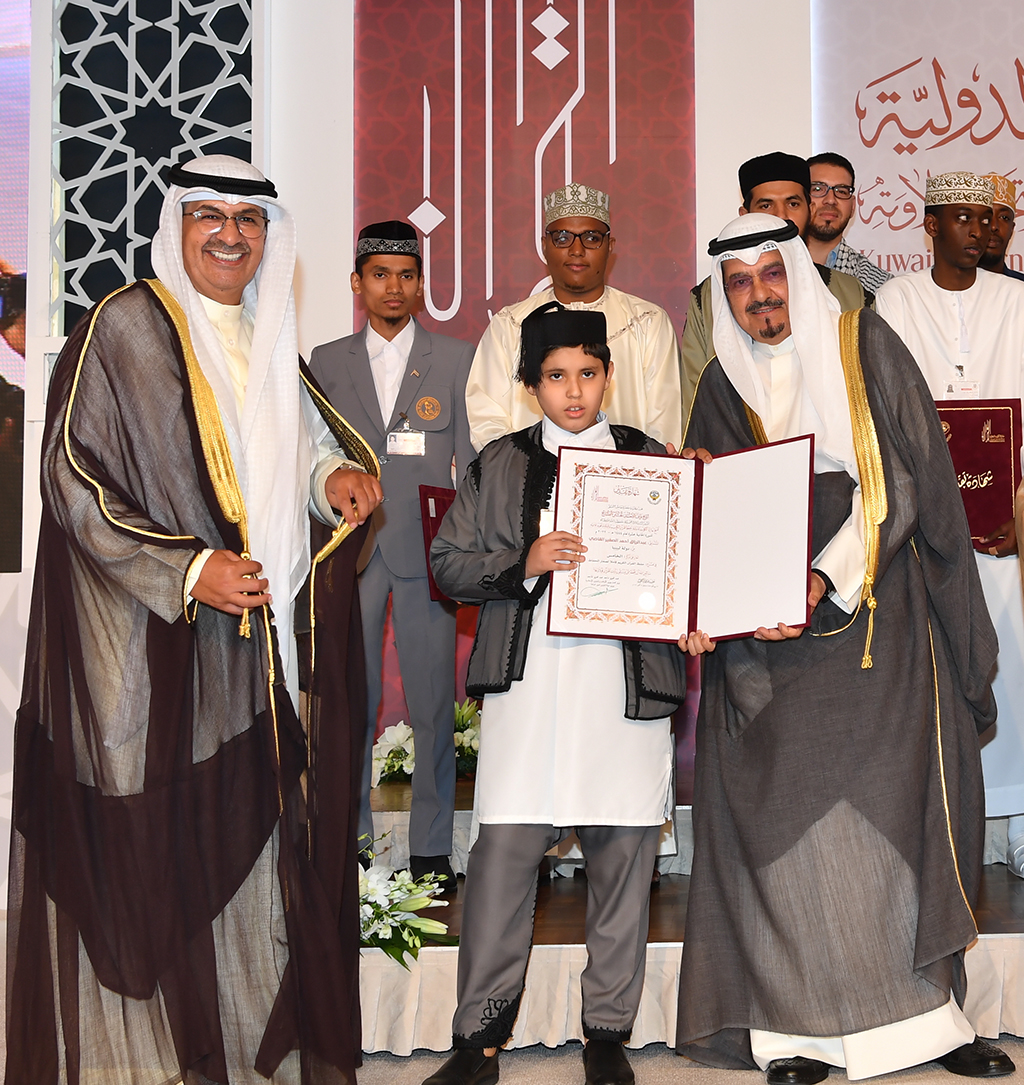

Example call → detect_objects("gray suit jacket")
309 319 475 578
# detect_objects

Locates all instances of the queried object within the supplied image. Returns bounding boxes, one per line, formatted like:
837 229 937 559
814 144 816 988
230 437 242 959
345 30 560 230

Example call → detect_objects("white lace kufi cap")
543 182 610 226
924 171 995 207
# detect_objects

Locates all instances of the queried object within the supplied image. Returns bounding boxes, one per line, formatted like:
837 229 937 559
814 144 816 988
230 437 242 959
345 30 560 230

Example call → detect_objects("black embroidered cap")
518 300 607 385
356 220 420 258
738 151 810 203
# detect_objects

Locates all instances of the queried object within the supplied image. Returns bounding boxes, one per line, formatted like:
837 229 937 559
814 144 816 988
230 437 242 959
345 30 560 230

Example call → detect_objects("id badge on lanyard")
943 365 980 400
387 413 426 455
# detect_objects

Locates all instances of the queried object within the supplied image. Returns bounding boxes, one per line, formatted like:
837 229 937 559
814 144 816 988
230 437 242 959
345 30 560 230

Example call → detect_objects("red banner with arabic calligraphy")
354 0 695 341
354 1 697 799
811 1 1024 274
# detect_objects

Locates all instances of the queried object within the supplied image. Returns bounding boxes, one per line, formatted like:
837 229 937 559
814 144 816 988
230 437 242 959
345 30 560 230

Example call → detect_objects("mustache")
745 298 785 316
202 239 250 254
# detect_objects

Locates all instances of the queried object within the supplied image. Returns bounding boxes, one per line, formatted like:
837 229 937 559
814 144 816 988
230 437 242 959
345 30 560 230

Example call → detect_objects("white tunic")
877 269 1024 816
466 285 682 452
475 414 674 827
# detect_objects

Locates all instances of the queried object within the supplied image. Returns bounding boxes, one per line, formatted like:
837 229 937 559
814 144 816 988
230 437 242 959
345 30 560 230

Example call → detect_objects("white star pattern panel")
52 0 254 334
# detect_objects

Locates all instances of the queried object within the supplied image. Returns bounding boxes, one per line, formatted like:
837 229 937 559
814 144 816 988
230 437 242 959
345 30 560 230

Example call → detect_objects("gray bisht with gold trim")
676 307 996 1071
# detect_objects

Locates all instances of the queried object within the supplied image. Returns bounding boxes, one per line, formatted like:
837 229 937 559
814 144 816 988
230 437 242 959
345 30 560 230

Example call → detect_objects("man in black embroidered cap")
6 154 382 1085
680 151 871 420
309 220 476 886
423 302 691 1085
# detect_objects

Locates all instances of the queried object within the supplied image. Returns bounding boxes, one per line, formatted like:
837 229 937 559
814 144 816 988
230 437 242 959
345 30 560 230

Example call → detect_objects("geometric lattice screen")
52 0 253 334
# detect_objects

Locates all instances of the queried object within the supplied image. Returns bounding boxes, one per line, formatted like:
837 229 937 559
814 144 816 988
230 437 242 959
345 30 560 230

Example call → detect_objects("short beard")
382 314 405 327
978 250 1004 271
808 220 844 243
757 320 787 340
744 300 787 341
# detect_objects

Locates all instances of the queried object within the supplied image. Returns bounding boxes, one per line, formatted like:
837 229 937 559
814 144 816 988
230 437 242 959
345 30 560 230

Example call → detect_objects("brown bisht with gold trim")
676 308 997 1068
6 280 377 1085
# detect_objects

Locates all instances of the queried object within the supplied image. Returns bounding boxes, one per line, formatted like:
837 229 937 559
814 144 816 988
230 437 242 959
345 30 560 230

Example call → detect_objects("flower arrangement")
370 721 415 786
453 697 481 777
369 699 483 785
359 854 454 967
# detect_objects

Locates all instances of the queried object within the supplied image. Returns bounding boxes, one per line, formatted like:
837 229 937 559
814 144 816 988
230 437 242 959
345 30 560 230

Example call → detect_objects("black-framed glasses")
810 182 854 201
545 228 610 249
185 209 269 238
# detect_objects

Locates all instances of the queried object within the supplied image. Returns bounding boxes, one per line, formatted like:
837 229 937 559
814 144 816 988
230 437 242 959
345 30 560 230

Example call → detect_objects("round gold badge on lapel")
416 396 441 421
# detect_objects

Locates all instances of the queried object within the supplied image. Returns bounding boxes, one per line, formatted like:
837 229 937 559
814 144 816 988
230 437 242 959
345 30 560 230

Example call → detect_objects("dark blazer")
309 318 475 577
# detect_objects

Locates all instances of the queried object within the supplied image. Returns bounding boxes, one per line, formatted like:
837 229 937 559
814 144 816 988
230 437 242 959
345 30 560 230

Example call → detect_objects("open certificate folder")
547 435 815 642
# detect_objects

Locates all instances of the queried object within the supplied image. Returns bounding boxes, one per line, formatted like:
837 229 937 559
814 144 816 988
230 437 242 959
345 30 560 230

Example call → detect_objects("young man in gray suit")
309 221 475 885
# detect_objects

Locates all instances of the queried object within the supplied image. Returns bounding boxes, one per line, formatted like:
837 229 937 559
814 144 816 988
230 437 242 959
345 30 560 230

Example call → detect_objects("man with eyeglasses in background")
466 182 683 452
805 152 892 293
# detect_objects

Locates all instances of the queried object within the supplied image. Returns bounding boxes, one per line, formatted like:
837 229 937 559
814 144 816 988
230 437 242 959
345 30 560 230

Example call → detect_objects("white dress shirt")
366 318 415 425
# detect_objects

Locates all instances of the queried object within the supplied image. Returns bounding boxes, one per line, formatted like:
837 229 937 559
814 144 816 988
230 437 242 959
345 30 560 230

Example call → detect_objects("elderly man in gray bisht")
677 213 1013 1083
5 154 381 1085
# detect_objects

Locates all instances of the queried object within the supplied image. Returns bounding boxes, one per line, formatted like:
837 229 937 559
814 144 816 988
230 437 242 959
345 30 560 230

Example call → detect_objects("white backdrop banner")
812 1 1024 275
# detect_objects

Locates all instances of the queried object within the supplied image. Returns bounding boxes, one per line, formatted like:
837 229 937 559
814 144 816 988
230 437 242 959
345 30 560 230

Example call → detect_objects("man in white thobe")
876 171 1024 873
465 182 682 452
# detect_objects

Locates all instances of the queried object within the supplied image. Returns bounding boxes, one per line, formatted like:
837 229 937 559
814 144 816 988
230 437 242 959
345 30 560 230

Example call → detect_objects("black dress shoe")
583 1039 634 1085
421 1048 499 1085
410 854 456 889
765 1056 831 1085
938 1039 1016 1077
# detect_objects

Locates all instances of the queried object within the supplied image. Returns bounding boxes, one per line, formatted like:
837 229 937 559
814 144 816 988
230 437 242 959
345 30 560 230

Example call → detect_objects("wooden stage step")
425 862 1023 945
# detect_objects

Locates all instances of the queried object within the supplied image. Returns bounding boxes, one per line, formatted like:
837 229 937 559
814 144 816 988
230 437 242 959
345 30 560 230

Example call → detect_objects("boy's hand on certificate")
753 572 827 641
526 531 587 577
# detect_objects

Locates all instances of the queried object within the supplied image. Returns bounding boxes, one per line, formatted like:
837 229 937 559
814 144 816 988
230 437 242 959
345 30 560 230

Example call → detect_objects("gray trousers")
452 822 660 1049
358 548 457 857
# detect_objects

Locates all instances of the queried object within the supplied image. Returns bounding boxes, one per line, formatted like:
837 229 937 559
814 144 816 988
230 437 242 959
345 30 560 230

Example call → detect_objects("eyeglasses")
545 228 610 249
185 209 269 239
809 182 854 201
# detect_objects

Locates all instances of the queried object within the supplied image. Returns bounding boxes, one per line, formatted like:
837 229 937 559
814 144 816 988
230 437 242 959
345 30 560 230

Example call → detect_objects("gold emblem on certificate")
416 396 441 421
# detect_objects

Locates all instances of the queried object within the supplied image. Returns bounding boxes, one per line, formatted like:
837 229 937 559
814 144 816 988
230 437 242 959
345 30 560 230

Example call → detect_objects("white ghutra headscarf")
708 213 858 481
150 154 315 695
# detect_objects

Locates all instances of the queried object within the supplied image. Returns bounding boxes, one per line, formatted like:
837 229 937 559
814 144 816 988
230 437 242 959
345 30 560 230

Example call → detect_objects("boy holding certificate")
424 302 691 1085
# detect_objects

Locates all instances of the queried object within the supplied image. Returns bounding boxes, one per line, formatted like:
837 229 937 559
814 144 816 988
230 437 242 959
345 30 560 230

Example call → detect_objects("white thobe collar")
550 287 609 311
198 292 253 413
750 336 801 443
542 411 614 455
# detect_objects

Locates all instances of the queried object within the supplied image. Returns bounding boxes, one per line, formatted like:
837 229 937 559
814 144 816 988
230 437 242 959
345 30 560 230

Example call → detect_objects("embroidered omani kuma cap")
984 173 1017 210
924 172 995 208
543 183 610 226
356 220 420 258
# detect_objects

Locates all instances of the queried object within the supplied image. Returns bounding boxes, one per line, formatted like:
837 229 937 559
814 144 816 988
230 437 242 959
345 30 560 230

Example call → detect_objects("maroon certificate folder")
935 399 1022 545
419 485 456 601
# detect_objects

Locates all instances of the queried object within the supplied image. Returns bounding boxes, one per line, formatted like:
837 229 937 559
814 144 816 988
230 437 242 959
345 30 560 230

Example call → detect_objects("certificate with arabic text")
547 436 814 642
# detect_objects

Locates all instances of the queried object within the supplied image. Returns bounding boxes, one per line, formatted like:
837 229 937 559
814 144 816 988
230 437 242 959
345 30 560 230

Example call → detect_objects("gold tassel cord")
299 370 380 685
147 281 254 637
837 310 889 669
299 370 381 856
